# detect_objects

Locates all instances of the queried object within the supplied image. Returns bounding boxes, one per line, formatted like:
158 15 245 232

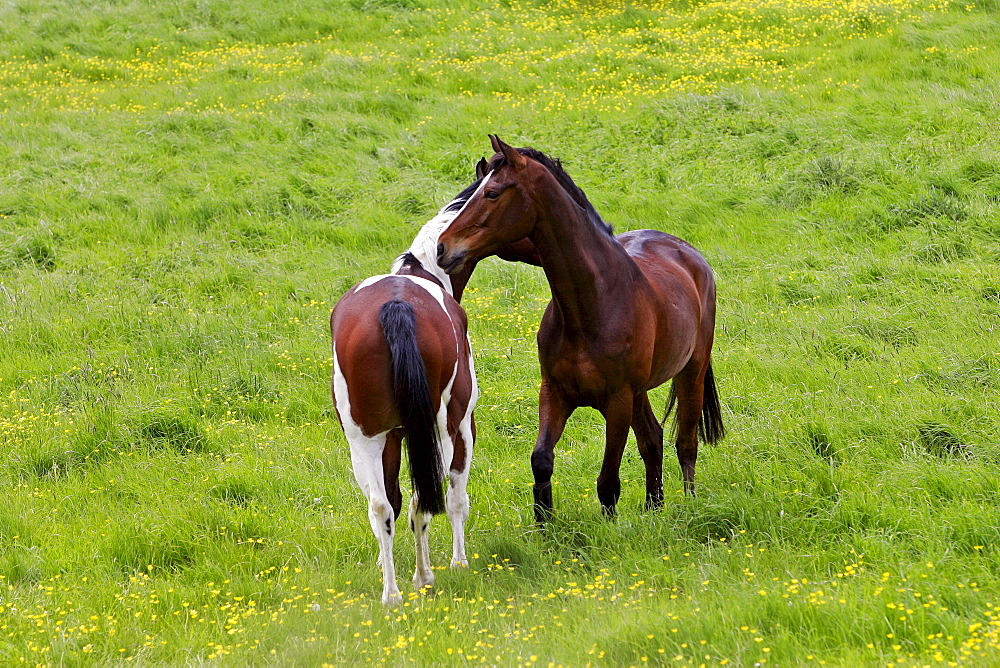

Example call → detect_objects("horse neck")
445 265 474 301
402 215 459 294
528 180 636 335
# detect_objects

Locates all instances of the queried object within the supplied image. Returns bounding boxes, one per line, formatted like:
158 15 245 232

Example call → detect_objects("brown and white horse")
331 170 540 604
330 183 487 605
437 136 725 523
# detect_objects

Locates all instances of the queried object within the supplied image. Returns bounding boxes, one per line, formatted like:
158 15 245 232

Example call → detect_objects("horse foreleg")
409 495 434 592
349 432 402 606
597 388 634 519
632 392 664 511
532 381 572 525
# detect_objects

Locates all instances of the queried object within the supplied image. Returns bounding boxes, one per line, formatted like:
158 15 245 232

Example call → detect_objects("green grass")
2 0 1000 664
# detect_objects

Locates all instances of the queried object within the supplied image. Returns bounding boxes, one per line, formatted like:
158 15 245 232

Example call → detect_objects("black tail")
663 362 726 444
379 300 445 515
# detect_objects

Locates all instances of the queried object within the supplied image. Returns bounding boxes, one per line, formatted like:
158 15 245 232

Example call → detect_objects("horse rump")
378 299 446 515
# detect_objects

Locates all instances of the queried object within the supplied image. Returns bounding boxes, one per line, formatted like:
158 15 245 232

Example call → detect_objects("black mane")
487 147 613 235
395 251 422 270
443 178 483 213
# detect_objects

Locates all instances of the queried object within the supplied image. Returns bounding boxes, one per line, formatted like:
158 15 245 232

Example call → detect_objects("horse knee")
531 448 554 483
446 485 469 520
368 498 395 536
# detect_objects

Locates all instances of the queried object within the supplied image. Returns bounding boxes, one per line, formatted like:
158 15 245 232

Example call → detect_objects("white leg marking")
447 461 471 568
334 350 401 606
449 339 478 568
410 495 434 591
354 434 401 606
437 362 458 484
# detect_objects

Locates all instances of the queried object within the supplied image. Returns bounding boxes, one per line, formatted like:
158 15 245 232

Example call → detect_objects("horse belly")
541 346 619 407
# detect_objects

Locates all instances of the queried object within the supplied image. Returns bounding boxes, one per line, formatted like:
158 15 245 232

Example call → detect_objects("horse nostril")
437 243 445 259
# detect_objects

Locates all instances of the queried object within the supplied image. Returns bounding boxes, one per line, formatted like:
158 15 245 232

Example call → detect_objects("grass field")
2 0 1000 664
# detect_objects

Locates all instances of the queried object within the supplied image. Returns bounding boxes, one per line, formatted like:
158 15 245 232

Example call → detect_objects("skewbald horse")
331 172 538 604
330 187 483 605
437 136 725 523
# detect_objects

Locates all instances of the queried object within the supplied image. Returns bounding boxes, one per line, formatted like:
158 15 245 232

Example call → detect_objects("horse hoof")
533 481 553 524
383 591 403 607
533 501 553 525
451 558 469 568
412 572 435 590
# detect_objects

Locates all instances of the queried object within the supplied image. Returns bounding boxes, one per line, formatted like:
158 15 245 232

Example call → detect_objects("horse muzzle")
437 244 467 275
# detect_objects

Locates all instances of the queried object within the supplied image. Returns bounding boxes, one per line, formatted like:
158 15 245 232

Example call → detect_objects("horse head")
436 135 543 275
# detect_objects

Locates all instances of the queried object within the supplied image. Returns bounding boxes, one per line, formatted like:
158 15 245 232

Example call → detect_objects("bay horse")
330 169 538 604
437 135 725 523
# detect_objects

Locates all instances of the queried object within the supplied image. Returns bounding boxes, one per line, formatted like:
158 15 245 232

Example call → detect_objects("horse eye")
484 190 500 200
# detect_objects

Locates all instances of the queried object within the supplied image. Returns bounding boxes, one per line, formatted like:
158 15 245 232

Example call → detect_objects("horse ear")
489 134 526 169
475 157 488 180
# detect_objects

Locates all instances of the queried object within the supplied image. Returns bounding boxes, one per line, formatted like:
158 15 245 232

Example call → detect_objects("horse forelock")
487 148 613 236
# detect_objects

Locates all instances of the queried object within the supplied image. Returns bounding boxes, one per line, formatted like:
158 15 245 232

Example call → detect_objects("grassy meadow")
2 0 1000 664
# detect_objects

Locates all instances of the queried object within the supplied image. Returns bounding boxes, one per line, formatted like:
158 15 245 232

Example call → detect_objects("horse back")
618 229 714 290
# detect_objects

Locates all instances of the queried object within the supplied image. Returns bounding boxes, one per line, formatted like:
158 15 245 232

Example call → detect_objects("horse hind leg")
383 429 404 519
409 443 446 592
632 392 664 510
446 412 474 567
411 385 460 592
349 431 402 606
670 361 707 497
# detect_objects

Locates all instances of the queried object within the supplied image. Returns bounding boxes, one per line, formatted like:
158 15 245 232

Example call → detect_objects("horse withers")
437 136 724 523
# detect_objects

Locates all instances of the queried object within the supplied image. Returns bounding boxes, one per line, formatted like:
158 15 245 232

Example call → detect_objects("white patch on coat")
334 348 400 605
354 274 452 318
393 210 458 296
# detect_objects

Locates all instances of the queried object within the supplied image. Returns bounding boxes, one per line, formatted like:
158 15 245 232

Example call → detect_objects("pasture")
1 0 999 664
